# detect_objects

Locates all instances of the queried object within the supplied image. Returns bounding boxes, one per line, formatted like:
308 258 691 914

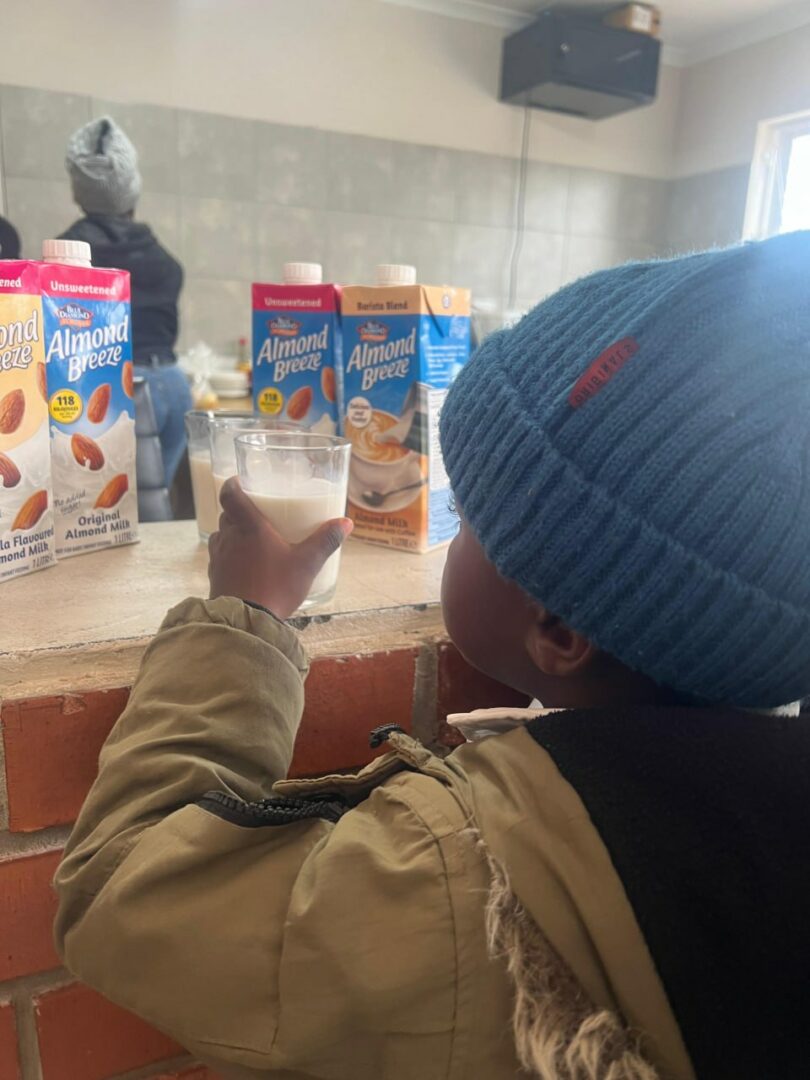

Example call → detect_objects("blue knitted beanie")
441 231 810 707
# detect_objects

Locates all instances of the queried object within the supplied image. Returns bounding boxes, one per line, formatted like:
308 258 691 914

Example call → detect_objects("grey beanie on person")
66 117 142 216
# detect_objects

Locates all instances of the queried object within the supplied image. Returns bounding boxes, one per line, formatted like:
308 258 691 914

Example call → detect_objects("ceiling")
382 0 810 65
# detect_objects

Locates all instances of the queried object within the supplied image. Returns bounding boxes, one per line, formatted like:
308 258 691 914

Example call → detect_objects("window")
744 112 810 239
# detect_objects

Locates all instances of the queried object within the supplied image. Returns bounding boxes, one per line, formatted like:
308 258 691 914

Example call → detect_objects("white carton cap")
42 239 92 267
375 264 417 286
283 262 323 285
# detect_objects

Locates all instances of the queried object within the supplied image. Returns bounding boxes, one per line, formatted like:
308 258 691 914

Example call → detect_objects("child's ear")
524 605 596 678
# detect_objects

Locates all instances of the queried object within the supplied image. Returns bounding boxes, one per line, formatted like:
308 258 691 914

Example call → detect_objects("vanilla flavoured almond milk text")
41 263 138 557
0 262 56 582
341 278 470 552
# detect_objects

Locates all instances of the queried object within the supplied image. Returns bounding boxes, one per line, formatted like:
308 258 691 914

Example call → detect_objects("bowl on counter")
209 369 250 398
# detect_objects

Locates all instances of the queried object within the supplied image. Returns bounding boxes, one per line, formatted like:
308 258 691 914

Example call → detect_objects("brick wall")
0 642 527 1079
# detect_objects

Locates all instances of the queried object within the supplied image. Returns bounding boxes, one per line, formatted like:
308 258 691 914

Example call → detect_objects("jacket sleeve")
53 596 463 1078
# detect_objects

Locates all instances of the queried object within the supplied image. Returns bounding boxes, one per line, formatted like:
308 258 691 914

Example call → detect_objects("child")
55 232 810 1080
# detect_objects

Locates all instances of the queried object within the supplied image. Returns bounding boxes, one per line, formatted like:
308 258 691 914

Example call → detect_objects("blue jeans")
134 362 193 487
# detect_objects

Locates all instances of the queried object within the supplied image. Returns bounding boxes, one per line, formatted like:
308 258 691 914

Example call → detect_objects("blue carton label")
251 283 340 434
41 265 138 557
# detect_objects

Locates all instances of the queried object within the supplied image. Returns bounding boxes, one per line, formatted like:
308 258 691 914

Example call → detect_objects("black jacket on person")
0 215 21 260
59 215 183 362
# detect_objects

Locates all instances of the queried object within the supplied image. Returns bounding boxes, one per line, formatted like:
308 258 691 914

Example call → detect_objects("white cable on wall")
506 105 532 310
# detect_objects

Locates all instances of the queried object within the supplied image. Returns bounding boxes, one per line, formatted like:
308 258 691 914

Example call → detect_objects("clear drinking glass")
185 410 253 541
208 415 294 511
235 431 351 610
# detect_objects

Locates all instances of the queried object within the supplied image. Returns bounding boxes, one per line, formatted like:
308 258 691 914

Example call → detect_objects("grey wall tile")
389 219 456 284
92 99 179 194
326 133 396 217
453 223 512 306
324 210 394 284
178 110 256 200
255 204 327 278
515 230 565 308
390 142 455 222
523 161 570 233
3 176 77 258
567 169 623 239
453 151 518 229
562 235 657 286
255 122 327 209
666 178 703 250
666 165 748 251
137 192 181 256
1 85 90 182
568 168 668 244
179 196 255 280
621 176 669 245
179 276 251 354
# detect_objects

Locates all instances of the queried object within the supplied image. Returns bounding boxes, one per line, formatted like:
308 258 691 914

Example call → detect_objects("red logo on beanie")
569 337 639 408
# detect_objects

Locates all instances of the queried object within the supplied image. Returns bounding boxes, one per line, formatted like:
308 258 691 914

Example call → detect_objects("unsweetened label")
41 265 138 558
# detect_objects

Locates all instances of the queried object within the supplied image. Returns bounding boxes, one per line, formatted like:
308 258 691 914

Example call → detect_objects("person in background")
0 214 21 260
60 117 191 486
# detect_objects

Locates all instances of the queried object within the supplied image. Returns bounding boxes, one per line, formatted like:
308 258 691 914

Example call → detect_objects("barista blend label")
252 283 341 435
341 284 470 553
0 261 57 582
41 265 138 558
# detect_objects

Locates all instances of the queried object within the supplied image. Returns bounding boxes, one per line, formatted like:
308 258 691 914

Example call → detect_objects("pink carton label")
40 264 132 304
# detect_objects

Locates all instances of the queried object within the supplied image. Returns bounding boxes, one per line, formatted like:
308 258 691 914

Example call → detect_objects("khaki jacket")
54 598 694 1080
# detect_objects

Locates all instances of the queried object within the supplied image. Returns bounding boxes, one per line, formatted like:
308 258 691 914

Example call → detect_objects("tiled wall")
0 84 749 355
666 164 751 252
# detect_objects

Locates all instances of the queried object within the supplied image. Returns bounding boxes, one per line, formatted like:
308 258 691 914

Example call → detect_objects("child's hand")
208 477 353 619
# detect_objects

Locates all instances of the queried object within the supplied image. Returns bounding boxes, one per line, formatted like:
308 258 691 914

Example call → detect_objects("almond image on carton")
0 260 56 583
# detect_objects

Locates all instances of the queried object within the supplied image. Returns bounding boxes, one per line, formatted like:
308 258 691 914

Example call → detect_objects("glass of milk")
185 410 259 541
185 410 220 540
208 415 295 514
234 431 351 610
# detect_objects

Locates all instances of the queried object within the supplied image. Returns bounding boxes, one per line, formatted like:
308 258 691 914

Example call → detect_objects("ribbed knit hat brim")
441 232 810 707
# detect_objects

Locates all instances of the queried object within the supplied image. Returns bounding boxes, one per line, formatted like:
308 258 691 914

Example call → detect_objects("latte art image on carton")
344 410 410 464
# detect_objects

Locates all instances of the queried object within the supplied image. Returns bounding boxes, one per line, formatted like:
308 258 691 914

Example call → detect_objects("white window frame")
744 109 810 240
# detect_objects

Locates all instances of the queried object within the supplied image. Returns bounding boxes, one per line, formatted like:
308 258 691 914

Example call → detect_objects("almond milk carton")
40 241 138 558
341 265 470 553
252 263 341 434
0 261 56 581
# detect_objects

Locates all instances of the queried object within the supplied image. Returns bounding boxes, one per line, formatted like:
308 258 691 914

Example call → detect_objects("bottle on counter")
251 261 341 435
340 263 471 553
236 335 251 392
375 263 417 286
40 239 139 557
